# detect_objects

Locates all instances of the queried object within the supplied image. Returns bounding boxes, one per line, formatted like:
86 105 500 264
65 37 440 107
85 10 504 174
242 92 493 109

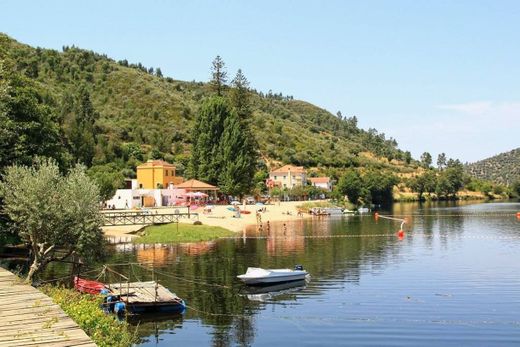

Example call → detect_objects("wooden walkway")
102 211 197 226
0 267 96 347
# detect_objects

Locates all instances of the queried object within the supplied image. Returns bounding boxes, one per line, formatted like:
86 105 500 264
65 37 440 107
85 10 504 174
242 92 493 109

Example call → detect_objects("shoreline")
102 200 314 238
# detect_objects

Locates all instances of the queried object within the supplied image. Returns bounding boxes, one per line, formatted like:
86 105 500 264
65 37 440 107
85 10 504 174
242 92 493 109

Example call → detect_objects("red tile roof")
175 179 218 190
270 165 306 174
309 177 330 183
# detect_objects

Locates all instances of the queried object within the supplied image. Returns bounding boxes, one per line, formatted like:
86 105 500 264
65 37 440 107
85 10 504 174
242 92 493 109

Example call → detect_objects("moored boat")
74 276 186 314
237 265 308 285
105 281 186 314
74 276 107 294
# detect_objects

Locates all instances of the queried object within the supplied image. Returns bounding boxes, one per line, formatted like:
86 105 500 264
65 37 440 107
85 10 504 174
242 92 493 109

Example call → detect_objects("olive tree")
0 158 104 283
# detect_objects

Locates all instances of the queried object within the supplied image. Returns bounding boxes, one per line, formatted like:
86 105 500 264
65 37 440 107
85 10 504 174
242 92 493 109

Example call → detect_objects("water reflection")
240 279 308 302
33 202 520 346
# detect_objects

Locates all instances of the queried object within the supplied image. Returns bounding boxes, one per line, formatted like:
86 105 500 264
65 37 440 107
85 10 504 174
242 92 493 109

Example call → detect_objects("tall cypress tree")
188 97 257 195
219 110 257 196
188 97 228 185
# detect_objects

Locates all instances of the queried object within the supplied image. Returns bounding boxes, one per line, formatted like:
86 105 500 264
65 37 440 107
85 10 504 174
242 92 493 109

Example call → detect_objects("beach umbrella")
231 201 240 205
183 192 196 197
255 202 265 206
193 191 208 197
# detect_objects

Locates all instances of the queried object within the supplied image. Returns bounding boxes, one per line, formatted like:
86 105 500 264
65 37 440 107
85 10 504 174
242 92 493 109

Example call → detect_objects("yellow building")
136 160 184 189
269 164 307 189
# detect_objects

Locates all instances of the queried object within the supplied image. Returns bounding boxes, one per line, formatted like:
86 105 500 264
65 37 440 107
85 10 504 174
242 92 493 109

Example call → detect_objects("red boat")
74 276 108 295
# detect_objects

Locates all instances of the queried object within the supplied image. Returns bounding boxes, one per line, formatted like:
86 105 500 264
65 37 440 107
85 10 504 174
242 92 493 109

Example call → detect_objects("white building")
308 177 332 191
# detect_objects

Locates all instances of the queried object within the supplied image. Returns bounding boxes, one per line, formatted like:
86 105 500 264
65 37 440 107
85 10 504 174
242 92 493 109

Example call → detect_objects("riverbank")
393 190 509 202
134 223 234 243
42 285 137 347
103 200 315 240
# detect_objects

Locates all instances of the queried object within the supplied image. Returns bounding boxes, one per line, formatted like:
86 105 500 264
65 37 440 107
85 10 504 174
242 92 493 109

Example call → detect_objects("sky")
1 0 519 163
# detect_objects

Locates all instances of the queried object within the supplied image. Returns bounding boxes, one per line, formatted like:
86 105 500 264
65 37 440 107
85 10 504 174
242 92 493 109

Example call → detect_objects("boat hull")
238 274 307 285
126 300 186 314
237 268 308 285
74 276 107 294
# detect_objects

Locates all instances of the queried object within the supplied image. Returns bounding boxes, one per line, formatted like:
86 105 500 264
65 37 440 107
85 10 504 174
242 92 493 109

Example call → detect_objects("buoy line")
222 233 520 240
135 264 232 289
385 213 518 217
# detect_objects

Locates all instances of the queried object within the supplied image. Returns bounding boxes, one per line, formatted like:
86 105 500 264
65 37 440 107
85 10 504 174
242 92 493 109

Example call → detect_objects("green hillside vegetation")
0 34 412 171
1 33 512 204
465 148 520 185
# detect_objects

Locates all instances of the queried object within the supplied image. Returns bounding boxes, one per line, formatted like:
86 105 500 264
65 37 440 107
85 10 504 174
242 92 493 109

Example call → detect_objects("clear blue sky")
1 0 519 162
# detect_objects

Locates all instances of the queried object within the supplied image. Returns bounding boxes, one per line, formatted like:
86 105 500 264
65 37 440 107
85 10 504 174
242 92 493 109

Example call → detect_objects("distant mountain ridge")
465 148 520 184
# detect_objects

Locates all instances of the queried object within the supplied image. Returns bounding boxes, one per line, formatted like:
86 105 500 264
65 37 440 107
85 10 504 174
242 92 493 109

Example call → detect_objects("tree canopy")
0 158 104 283
188 97 257 196
0 62 64 172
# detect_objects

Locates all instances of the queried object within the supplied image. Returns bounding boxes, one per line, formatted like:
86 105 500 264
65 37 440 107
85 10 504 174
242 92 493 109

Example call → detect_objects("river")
22 201 520 346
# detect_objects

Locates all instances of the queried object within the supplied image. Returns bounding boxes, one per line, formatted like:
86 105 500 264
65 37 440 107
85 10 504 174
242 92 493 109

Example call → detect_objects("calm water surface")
43 202 520 345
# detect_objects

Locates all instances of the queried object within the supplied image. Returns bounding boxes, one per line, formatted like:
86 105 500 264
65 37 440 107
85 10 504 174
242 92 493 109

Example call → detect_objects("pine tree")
210 56 227 96
420 152 432 169
155 68 163 78
230 69 250 119
437 153 447 170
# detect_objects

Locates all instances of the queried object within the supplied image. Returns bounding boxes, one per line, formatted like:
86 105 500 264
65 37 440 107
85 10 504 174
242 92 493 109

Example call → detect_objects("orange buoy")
517 212 520 219
374 212 379 220
397 229 405 238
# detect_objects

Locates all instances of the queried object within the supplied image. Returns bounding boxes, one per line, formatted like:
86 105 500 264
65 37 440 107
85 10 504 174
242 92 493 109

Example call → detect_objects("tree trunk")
25 257 42 284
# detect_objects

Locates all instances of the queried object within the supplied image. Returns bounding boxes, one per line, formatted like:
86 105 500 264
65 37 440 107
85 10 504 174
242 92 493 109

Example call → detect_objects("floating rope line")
37 267 103 284
134 264 232 289
386 213 518 218
221 233 520 240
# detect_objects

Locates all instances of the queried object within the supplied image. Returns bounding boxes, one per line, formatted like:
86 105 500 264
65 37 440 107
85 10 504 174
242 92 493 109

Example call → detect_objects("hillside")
0 33 416 177
465 148 520 185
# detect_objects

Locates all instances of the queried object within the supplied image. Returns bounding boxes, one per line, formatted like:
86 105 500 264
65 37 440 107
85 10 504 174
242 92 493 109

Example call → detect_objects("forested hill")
465 148 520 185
0 33 415 176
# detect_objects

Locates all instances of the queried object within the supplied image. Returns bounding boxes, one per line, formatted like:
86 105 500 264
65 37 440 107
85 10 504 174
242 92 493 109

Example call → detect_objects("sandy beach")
102 200 314 238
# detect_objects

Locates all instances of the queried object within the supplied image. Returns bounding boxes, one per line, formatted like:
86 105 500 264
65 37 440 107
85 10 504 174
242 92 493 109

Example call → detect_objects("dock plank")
0 267 96 347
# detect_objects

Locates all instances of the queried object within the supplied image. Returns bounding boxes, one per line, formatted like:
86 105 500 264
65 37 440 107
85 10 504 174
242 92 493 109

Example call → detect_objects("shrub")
41 285 137 347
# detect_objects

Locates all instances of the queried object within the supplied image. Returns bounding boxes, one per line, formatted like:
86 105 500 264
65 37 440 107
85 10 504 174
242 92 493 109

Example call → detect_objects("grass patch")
134 223 235 243
41 285 137 347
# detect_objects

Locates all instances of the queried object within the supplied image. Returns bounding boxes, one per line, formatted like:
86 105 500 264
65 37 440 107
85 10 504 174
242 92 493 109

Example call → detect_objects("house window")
283 176 286 180
274 176 277 180
139 184 143 188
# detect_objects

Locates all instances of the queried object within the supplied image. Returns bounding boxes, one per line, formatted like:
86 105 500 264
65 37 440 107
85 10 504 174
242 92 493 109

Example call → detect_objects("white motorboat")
237 265 308 285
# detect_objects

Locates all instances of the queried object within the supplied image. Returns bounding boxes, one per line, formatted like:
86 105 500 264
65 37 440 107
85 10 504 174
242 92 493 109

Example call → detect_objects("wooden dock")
0 267 96 347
